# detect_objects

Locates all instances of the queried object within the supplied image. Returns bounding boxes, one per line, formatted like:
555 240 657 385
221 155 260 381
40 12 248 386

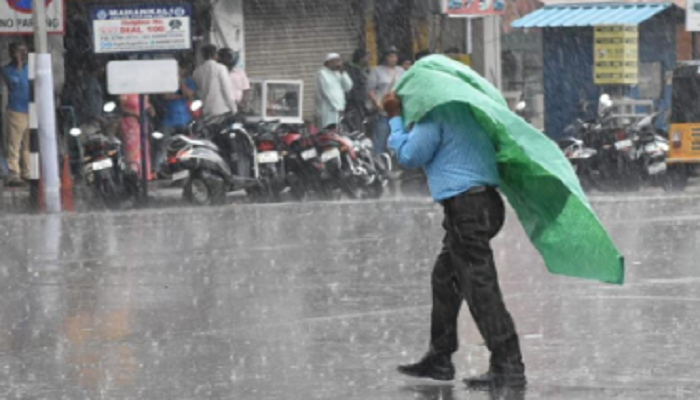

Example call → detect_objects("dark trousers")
430 188 524 374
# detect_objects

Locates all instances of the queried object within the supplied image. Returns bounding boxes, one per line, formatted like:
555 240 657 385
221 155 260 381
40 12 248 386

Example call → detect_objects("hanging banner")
443 0 506 17
91 4 192 54
0 0 65 35
687 0 700 32
594 25 639 85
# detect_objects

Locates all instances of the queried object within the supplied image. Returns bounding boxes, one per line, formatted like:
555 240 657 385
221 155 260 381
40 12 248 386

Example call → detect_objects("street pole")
139 95 149 204
33 0 61 213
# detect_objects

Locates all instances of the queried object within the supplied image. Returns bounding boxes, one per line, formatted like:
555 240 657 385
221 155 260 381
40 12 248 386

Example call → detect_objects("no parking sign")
0 0 65 35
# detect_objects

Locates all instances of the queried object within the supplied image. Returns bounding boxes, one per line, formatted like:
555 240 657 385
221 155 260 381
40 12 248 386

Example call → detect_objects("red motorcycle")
314 123 385 199
280 124 332 201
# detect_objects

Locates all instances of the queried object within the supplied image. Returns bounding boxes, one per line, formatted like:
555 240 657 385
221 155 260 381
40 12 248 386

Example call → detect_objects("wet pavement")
1 193 700 399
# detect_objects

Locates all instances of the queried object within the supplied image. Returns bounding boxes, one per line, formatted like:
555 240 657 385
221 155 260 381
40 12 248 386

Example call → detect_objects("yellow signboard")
594 25 639 85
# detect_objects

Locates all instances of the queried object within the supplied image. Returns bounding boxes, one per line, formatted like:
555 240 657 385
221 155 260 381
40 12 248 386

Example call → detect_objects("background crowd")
0 42 429 186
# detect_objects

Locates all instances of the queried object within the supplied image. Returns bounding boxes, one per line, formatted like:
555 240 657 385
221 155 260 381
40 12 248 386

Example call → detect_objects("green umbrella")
396 55 624 284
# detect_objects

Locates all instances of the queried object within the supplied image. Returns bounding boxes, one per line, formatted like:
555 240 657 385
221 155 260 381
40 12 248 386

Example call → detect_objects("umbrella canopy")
396 55 625 284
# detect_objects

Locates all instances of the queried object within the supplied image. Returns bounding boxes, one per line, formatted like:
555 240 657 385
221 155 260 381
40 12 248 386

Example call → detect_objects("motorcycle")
626 113 674 190
557 95 642 191
315 120 387 199
280 123 332 201
71 102 140 209
245 120 288 202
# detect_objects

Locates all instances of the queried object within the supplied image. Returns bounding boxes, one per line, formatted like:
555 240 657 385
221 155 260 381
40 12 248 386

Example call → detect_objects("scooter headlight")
361 138 374 149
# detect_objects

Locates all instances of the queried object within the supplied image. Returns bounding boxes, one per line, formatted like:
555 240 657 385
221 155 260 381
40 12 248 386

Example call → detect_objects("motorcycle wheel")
364 177 385 199
289 181 308 202
184 171 226 206
184 177 212 206
340 178 362 200
246 184 280 203
99 175 122 210
662 165 689 192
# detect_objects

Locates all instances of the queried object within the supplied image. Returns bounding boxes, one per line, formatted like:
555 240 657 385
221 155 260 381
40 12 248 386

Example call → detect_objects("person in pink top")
218 48 251 110
120 94 154 180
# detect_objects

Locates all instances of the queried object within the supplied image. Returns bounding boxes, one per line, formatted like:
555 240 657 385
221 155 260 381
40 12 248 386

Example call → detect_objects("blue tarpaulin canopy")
512 2 672 28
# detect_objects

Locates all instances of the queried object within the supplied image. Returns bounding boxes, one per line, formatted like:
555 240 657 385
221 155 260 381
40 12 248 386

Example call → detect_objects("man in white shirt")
193 45 238 118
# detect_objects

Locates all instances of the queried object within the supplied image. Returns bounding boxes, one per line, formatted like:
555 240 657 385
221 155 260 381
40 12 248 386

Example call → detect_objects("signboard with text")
91 4 192 54
0 0 65 35
687 0 700 32
443 0 506 17
594 25 639 85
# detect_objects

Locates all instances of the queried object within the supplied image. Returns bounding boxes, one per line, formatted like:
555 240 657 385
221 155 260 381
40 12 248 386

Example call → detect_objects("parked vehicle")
558 95 676 192
557 95 641 191
280 123 331 201
315 121 387 199
246 120 288 202
69 102 140 209
167 109 292 205
666 62 700 190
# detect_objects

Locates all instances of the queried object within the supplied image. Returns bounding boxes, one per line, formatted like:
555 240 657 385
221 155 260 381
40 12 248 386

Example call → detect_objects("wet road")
2 193 700 399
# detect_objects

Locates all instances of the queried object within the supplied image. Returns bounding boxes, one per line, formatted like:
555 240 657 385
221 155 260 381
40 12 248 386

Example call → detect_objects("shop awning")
511 3 672 28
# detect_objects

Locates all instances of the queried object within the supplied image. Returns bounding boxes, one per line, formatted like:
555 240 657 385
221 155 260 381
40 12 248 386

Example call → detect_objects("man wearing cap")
315 53 353 129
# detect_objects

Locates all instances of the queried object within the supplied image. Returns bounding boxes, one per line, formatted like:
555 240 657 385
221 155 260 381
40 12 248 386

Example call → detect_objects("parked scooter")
166 102 282 205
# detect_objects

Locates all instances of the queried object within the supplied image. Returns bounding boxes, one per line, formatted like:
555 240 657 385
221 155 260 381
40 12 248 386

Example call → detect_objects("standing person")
400 55 414 71
385 90 526 388
314 53 353 129
77 61 107 135
0 42 30 187
218 48 251 111
156 64 196 176
367 46 405 155
120 94 155 180
193 44 238 119
344 49 370 132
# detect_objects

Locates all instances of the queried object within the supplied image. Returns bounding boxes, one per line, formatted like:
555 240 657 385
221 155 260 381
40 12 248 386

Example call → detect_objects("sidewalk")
0 181 185 214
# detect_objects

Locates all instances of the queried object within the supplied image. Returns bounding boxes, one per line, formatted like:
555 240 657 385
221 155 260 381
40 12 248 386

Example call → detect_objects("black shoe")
6 176 27 187
463 370 527 389
397 352 455 381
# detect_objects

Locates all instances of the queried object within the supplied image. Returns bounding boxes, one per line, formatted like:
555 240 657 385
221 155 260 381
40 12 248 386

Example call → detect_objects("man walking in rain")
385 64 525 388
315 53 353 129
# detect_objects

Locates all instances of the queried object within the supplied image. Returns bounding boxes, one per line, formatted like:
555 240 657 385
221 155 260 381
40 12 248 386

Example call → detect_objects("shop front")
243 0 364 120
513 2 685 138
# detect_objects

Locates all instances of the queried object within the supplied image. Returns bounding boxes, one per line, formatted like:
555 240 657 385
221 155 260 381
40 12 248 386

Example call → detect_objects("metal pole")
466 17 473 55
33 0 61 213
139 95 149 204
693 32 699 60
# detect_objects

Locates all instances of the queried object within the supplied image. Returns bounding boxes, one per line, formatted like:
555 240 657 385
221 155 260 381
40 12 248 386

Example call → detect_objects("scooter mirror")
516 101 527 111
69 127 82 137
103 101 117 113
152 131 164 140
190 100 203 112
599 94 613 108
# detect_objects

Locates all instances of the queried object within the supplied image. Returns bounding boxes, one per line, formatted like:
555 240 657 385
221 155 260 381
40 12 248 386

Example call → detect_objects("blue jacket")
388 107 499 201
